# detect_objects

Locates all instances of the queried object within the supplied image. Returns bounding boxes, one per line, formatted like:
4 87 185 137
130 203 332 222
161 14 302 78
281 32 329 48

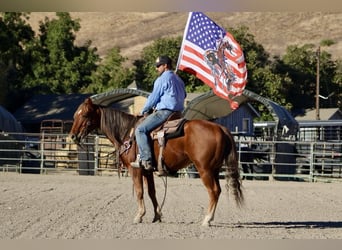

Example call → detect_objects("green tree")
23 12 99 94
278 44 318 110
276 43 339 111
334 59 342 109
0 12 34 68
85 47 134 93
0 12 34 110
0 61 7 106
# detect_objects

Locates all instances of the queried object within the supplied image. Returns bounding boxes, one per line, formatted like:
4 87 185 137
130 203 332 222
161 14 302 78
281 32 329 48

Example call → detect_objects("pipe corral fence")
0 131 341 182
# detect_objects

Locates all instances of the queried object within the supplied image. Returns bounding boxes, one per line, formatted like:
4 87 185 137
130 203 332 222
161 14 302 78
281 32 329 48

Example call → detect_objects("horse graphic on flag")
177 12 247 110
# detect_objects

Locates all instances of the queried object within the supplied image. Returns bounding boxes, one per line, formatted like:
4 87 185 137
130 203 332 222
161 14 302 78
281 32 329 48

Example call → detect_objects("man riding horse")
130 55 187 175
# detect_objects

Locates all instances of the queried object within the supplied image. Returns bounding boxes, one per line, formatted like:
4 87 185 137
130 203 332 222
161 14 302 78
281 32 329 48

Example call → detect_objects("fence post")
309 142 315 182
269 140 276 181
40 131 45 174
94 135 99 175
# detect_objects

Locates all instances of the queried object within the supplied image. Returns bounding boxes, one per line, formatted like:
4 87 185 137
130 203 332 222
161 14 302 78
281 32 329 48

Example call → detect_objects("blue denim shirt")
141 70 186 115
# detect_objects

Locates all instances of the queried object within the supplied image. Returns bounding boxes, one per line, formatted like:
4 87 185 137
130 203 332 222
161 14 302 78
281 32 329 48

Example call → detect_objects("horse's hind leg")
199 171 221 226
132 168 146 224
145 172 162 223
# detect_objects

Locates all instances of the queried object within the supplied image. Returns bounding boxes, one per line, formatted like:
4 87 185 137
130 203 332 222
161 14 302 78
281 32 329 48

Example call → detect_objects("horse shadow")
215 221 342 229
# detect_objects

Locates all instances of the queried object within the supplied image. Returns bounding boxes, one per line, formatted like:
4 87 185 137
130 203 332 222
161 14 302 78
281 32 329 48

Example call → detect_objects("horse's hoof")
133 217 142 224
201 221 211 227
152 216 162 223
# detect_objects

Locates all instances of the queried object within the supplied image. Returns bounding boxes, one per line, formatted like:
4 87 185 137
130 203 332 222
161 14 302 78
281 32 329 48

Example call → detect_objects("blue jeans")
135 109 173 161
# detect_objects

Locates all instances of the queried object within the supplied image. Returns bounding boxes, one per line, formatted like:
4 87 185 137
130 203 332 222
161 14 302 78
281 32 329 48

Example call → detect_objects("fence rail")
1 131 341 182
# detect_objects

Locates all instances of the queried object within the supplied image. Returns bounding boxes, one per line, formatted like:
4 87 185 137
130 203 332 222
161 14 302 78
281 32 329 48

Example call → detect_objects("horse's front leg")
144 172 162 223
132 168 146 224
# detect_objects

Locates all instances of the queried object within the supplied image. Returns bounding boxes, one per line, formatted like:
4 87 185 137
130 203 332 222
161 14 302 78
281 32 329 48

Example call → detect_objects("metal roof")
184 89 298 137
0 105 23 133
91 88 150 106
295 108 342 121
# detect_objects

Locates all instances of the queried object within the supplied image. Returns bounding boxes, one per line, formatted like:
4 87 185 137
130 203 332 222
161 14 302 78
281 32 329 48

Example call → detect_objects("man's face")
156 63 166 75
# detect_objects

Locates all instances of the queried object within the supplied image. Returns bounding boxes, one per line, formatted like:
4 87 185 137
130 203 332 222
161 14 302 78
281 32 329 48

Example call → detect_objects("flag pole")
175 12 192 74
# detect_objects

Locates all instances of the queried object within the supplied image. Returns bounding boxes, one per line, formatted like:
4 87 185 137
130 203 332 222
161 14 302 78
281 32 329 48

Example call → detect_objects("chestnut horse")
70 97 244 226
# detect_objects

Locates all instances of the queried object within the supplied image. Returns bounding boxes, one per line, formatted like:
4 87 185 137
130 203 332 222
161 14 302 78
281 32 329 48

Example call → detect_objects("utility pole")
316 46 320 120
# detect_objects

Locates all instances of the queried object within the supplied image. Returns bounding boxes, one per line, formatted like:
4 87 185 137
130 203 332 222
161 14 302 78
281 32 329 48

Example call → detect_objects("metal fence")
0 132 123 176
1 131 341 182
236 137 342 182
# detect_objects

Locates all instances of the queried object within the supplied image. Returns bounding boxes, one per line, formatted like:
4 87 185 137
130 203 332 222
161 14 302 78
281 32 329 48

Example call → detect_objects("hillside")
28 12 342 63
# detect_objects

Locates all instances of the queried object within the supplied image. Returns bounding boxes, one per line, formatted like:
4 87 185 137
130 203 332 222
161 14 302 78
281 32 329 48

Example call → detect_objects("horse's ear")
85 97 93 105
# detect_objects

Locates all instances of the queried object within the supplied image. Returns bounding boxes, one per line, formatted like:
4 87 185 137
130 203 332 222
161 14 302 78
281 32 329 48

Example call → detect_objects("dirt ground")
0 172 341 239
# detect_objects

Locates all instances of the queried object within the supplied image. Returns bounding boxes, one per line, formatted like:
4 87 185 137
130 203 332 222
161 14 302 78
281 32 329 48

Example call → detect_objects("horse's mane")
99 106 139 146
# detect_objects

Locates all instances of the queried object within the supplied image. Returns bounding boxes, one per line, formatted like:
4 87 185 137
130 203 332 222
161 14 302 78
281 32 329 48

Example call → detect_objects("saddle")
150 111 187 175
151 111 186 141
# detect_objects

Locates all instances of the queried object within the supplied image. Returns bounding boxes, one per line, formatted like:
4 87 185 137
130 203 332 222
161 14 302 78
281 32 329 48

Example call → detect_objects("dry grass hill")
27 12 342 63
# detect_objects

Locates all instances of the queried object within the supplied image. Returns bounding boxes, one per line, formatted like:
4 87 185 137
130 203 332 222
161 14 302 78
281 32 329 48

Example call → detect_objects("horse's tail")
221 126 244 208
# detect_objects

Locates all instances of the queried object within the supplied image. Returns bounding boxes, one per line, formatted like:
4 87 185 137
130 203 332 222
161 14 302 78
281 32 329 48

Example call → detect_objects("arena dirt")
0 172 341 239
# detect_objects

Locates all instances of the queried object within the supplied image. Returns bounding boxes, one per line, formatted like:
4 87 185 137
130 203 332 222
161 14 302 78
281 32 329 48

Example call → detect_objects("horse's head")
69 97 101 145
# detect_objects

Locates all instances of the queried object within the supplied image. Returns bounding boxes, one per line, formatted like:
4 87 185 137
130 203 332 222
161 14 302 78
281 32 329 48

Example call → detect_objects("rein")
159 175 168 210
97 150 116 159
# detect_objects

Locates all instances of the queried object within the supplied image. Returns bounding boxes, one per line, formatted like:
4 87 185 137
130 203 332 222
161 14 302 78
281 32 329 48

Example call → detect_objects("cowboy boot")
130 159 141 169
131 159 154 171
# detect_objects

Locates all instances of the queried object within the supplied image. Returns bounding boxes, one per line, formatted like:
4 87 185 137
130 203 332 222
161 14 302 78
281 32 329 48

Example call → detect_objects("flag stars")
187 13 225 49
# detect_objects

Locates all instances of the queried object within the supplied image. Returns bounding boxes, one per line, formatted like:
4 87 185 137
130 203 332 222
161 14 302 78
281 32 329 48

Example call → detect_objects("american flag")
177 12 247 110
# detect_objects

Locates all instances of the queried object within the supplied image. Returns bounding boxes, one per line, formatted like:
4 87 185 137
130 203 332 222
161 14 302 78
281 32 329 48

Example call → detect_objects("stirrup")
142 160 154 171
